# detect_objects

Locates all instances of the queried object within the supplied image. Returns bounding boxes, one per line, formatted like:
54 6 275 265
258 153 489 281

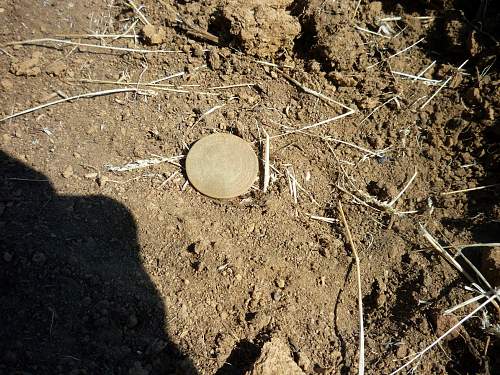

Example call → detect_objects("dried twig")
389 291 499 375
126 0 151 25
2 38 181 54
106 155 184 172
338 200 365 375
441 184 499 196
420 60 468 109
262 128 270 193
0 88 155 123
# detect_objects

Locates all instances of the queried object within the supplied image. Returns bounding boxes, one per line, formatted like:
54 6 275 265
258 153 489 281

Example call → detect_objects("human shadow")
0 150 197 375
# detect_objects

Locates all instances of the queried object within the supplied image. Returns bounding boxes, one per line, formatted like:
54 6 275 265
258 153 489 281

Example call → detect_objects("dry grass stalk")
338 200 365 375
419 224 500 314
55 33 136 39
192 98 236 127
106 155 184 172
359 96 400 125
0 88 155 123
389 291 499 375
285 166 298 204
441 183 499 196
208 83 256 90
278 70 356 113
391 71 441 85
262 129 270 193
368 38 425 69
337 168 418 215
148 65 206 84
420 60 468 109
126 0 151 25
308 214 339 224
2 38 181 54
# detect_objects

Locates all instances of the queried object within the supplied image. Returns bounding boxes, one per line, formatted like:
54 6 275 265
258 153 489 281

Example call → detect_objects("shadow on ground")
0 150 197 374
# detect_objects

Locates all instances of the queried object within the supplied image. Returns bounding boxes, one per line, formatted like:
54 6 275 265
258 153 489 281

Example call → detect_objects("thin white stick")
279 71 355 113
368 38 424 69
420 60 468 110
338 201 364 375
55 33 136 39
389 292 499 375
388 168 418 207
148 65 206 84
2 38 181 54
127 0 151 25
192 100 233 127
415 60 436 79
0 88 152 123
392 71 441 84
113 19 139 41
106 155 184 172
354 25 390 38
441 184 499 196
359 96 400 125
208 83 256 90
269 110 356 140
309 214 339 224
263 129 270 193
444 293 486 315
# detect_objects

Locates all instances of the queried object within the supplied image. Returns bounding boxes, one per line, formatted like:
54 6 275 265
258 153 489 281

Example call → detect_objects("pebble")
62 165 73 178
275 278 286 289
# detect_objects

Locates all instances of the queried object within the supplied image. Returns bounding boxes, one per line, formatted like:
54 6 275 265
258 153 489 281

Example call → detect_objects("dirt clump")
141 24 167 45
245 337 305 375
221 1 300 57
10 51 43 76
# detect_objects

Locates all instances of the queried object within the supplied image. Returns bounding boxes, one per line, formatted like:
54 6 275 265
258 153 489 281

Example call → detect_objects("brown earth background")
0 1 499 374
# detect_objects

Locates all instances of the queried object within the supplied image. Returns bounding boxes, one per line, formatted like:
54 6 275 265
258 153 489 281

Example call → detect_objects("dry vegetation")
0 1 499 374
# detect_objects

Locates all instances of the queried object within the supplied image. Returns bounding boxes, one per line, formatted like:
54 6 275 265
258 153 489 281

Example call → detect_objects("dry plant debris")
0 0 498 374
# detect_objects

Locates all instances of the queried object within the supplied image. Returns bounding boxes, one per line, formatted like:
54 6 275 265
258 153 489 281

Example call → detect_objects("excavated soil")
0 1 499 374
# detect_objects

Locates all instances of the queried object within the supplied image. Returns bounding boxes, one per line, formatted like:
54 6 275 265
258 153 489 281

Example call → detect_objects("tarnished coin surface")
186 133 258 199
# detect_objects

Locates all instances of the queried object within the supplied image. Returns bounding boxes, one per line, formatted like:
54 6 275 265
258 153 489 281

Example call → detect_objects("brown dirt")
0 1 499 374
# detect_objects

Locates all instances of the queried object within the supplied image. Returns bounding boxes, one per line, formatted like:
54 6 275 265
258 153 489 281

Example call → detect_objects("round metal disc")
186 133 259 199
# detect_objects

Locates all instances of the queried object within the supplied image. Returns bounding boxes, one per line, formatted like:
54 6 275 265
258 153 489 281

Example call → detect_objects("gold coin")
186 133 258 199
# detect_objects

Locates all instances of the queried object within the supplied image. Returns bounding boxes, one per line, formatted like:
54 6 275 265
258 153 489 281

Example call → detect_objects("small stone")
3 252 13 262
275 278 286 289
62 165 73 178
32 252 46 264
